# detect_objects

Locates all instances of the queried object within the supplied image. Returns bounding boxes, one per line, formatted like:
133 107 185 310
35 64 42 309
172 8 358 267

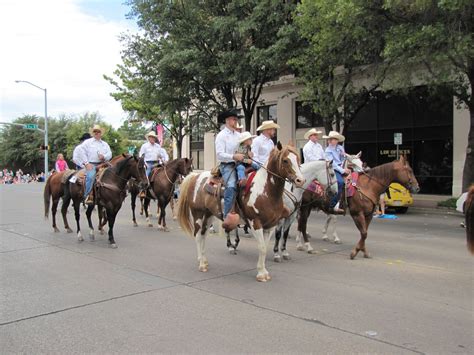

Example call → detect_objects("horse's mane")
364 161 396 182
114 155 133 174
269 144 300 169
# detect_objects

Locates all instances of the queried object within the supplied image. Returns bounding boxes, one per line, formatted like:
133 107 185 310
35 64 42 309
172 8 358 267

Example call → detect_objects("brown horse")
177 143 305 282
63 154 148 247
43 155 124 233
464 185 474 254
345 156 419 259
142 158 193 230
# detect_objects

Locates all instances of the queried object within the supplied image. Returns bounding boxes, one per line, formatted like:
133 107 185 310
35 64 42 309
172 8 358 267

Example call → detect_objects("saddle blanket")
346 172 359 198
307 179 324 197
244 171 257 196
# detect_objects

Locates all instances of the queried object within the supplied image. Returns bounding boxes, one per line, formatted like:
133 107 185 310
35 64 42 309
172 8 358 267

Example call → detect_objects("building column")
203 132 216 170
452 97 470 196
277 95 294 145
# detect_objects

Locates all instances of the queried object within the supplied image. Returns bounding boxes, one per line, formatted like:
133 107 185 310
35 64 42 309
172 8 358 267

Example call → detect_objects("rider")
251 120 280 166
323 131 349 214
302 128 324 162
76 125 112 204
72 133 91 170
139 131 163 178
215 109 243 221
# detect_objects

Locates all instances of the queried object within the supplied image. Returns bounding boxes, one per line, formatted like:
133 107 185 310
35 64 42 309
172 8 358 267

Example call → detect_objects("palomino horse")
272 160 338 261
63 154 148 247
142 158 193 230
295 153 364 251
177 143 305 282
345 156 419 259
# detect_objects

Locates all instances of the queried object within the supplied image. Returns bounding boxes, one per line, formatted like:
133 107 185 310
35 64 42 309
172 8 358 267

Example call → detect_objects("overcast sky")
0 0 137 128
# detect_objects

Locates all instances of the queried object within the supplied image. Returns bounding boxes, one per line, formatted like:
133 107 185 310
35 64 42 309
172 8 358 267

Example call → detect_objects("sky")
0 0 137 128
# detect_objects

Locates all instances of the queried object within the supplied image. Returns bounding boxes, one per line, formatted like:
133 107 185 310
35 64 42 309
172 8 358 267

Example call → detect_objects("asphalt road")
1 183 472 354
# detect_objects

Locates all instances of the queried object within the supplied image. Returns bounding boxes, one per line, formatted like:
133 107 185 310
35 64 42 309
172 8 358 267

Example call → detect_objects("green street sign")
24 123 38 130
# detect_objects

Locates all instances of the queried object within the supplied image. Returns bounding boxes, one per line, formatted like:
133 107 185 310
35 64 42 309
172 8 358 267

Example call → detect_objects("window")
190 118 205 170
257 104 278 144
295 101 324 128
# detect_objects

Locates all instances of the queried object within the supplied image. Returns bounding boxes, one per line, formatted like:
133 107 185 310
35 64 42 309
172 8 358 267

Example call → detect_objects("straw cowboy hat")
89 124 105 135
238 131 257 144
145 131 159 141
322 130 345 142
257 120 280 132
304 128 323 140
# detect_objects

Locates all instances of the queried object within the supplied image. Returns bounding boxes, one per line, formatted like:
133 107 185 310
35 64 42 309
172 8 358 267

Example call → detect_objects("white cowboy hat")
145 131 159 140
235 121 243 130
257 120 280 132
238 131 256 144
89 124 105 135
322 130 345 142
304 128 323 140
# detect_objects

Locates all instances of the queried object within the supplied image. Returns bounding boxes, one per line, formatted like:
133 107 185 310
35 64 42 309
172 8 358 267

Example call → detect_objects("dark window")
295 101 324 128
190 118 205 170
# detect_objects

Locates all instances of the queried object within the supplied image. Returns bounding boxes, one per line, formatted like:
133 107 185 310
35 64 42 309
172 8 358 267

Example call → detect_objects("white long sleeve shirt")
158 147 169 164
76 138 112 166
139 142 163 162
303 140 325 162
72 145 83 167
215 126 239 163
251 134 274 165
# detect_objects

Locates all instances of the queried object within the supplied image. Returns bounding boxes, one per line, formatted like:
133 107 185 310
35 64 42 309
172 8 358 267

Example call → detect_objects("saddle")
345 172 359 198
307 179 324 197
61 169 76 184
149 166 164 184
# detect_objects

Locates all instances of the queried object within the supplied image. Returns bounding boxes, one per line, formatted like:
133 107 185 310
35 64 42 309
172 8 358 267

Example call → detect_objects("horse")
272 160 338 261
43 155 124 233
177 142 305 282
63 154 148 247
464 185 474 254
295 153 365 252
142 158 193 230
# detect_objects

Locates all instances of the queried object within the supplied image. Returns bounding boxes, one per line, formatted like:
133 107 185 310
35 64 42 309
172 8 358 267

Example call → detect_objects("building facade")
180 76 469 196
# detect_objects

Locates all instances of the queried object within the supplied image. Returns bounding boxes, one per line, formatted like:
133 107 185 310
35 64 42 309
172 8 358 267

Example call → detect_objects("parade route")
1 183 472 354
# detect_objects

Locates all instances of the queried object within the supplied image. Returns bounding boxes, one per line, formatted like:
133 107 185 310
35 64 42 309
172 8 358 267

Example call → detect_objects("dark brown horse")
345 156 419 259
141 158 193 230
177 143 305 282
464 185 474 254
63 154 148 247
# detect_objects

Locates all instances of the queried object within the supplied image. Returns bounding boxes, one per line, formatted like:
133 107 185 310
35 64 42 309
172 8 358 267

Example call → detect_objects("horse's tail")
465 185 474 254
43 175 52 219
177 173 196 237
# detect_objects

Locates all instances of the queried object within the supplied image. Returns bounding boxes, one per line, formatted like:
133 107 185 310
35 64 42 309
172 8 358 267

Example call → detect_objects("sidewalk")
410 194 462 215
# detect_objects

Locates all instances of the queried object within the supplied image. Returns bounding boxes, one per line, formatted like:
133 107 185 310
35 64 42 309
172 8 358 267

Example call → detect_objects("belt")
89 162 101 165
220 162 235 165
146 160 158 164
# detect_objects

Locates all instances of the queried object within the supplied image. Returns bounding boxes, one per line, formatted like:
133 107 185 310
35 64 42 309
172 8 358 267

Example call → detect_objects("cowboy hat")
235 121 243 130
89 124 105 135
218 108 243 122
304 128 323 140
257 120 280 132
145 131 159 140
238 131 256 144
322 130 345 142
79 133 91 142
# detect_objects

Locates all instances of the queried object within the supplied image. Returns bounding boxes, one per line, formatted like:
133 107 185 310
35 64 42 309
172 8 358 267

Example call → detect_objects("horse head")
346 152 364 173
325 160 338 197
272 142 305 188
394 155 420 194
130 154 149 190
177 157 194 177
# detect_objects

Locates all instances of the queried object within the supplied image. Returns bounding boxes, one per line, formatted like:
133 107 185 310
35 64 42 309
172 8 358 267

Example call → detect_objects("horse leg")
139 196 144 215
281 225 292 260
170 198 177 220
253 226 273 282
131 191 138 227
360 214 373 258
234 228 240 251
106 209 118 248
332 215 341 244
144 198 153 227
273 225 282 262
156 202 160 219
85 204 95 241
226 230 238 254
158 201 169 232
98 206 107 235
73 199 83 242
196 216 210 272
296 206 312 252
61 195 72 233
350 213 368 259
51 198 60 232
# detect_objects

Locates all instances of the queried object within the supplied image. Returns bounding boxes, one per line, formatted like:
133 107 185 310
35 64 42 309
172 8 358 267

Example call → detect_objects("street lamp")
15 80 49 177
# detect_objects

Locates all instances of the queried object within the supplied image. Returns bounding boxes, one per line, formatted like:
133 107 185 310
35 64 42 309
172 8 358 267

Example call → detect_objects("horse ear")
277 141 283 151
356 151 362 158
122 153 127 158
399 155 405 164
287 140 295 148
329 159 333 166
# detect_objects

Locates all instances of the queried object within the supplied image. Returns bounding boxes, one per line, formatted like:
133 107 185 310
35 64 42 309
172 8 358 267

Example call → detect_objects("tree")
378 0 474 191
291 0 391 135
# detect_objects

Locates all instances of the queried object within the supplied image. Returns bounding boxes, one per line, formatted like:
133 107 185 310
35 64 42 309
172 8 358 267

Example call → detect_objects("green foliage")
437 198 457 209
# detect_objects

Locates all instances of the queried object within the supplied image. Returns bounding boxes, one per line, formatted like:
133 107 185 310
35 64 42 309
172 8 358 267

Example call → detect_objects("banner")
156 124 164 144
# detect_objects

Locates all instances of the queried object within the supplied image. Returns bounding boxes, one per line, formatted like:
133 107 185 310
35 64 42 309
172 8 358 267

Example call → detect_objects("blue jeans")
84 166 96 198
330 171 345 208
219 163 237 218
236 162 260 181
146 164 153 178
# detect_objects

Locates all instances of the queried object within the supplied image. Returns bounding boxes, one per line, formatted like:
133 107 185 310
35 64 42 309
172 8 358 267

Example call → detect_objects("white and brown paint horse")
272 160 338 261
177 143 305 282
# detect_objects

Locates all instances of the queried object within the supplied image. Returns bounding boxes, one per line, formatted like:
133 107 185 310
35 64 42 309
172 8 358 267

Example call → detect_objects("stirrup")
85 194 94 205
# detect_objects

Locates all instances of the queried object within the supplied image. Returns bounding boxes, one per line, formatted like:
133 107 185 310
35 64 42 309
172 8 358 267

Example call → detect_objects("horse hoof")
273 255 282 262
77 234 84 242
308 249 318 254
350 252 356 260
199 266 208 272
296 245 305 251
99 229 105 235
53 228 60 233
364 254 371 259
229 249 237 255
139 212 143 216
109 243 118 249
89 235 95 242
256 274 268 282
133 222 138 227
265 274 272 281
322 236 329 242
66 228 73 233
148 224 153 228
282 254 291 260
334 239 341 244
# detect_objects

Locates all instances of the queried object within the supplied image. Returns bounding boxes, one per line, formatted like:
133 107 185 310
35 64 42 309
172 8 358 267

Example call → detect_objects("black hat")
79 133 91 142
218 108 242 122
